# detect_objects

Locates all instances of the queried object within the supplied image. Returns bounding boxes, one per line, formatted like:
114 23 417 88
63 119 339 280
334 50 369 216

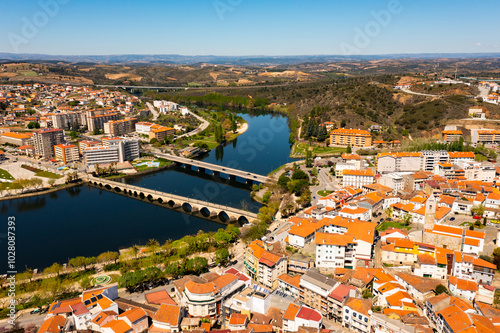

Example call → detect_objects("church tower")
424 194 437 230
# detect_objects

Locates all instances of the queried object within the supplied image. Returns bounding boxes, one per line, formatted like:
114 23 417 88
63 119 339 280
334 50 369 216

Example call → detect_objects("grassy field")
18 70 38 77
0 168 14 180
35 171 63 179
377 221 411 231
133 159 172 172
475 154 488 162
291 142 346 157
317 190 333 197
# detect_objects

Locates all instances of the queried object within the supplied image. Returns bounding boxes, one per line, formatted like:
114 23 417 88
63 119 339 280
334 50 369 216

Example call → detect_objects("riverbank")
0 181 82 201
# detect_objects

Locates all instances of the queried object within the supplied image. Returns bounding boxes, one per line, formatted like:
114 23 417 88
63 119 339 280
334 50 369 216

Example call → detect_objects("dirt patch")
397 76 421 85
0 73 19 78
167 77 177 81
105 73 143 81
209 72 219 80
237 79 254 85
258 70 311 78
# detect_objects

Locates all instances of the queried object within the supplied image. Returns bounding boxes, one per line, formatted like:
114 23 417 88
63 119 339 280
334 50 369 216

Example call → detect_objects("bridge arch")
200 207 211 217
147 194 154 201
238 216 249 225
105 184 111 190
218 211 230 222
139 192 145 199
133 191 138 197
114 187 121 192
157 197 163 204
182 203 192 213
167 200 176 207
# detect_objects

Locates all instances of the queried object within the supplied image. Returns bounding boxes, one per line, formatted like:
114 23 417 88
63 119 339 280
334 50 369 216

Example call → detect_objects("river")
1 112 294 272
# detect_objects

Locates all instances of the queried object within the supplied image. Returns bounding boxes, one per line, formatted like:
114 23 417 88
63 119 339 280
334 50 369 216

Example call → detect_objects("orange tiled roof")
331 128 371 136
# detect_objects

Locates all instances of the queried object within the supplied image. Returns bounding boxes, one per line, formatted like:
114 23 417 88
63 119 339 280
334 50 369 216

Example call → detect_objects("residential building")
54 144 79 164
377 152 423 173
87 113 119 132
104 118 138 136
244 240 287 288
33 128 64 159
278 274 302 299
442 130 463 143
343 298 372 333
421 151 450 172
327 284 357 322
0 131 33 146
283 303 323 333
151 304 183 332
78 140 101 153
471 129 500 147
149 124 175 142
299 268 339 316
117 308 148 333
315 232 356 270
330 128 372 148
447 276 477 301
342 169 375 188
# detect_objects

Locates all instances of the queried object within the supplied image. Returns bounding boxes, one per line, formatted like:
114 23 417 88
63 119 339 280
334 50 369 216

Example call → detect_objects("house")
287 221 322 248
278 274 302 299
448 276 477 301
38 315 66 333
462 230 485 255
343 298 372 333
380 228 408 244
288 253 314 275
283 303 322 333
102 320 133 333
342 169 375 189
151 304 183 333
338 206 370 221
228 313 249 331
395 273 441 302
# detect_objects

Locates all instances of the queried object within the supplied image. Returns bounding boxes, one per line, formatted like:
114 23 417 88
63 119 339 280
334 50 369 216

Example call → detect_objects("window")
359 314 362 319
364 318 368 323
345 309 349 313
353 312 357 317
345 315 349 320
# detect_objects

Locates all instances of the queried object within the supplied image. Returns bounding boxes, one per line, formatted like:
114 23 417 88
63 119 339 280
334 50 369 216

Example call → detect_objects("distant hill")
1 52 500 65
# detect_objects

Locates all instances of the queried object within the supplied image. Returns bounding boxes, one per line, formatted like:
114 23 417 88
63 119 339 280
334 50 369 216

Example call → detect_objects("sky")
1 0 499 56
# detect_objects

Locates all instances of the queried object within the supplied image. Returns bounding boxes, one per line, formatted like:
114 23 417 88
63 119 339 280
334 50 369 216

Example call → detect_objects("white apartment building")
83 146 120 165
342 169 375 188
421 150 450 171
376 152 422 173
315 232 356 270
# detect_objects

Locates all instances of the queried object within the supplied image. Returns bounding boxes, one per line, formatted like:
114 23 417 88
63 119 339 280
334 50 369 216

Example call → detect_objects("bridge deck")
86 176 258 220
153 152 270 183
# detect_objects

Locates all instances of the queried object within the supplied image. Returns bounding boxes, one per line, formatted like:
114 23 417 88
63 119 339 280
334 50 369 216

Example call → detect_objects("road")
399 88 441 98
175 110 210 140
146 102 159 121
310 167 339 206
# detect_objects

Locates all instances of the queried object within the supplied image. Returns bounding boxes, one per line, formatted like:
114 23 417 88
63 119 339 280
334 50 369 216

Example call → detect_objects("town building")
0 132 33 146
104 118 137 136
342 169 375 188
377 152 423 173
330 128 372 148
54 144 79 164
33 128 64 159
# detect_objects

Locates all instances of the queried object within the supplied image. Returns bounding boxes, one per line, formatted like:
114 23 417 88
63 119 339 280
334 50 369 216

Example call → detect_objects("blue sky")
1 0 499 55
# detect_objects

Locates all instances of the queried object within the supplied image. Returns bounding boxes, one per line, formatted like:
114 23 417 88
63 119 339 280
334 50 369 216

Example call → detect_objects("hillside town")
1 83 500 333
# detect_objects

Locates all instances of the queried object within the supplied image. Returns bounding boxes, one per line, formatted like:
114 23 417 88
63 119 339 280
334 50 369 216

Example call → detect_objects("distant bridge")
153 152 273 184
85 176 258 224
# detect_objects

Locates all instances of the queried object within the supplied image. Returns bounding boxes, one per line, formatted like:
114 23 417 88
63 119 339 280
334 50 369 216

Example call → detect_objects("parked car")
386 218 392 221
30 308 40 315
379 218 384 222
449 217 455 221
473 215 481 220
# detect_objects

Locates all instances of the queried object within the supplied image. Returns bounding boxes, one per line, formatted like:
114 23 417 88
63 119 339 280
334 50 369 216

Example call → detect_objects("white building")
448 276 477 301
315 232 356 270
342 169 375 188
376 152 422 174
343 298 372 333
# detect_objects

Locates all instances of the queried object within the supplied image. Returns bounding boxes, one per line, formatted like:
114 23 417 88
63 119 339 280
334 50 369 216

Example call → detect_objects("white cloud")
476 42 482 46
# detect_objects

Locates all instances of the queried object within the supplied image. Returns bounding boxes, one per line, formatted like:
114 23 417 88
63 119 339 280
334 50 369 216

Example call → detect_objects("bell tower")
424 194 437 230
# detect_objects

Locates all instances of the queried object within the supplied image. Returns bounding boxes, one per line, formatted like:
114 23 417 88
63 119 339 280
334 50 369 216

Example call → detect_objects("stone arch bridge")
85 176 258 224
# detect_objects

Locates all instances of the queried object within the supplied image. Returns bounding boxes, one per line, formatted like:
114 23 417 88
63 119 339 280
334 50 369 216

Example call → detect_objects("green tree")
346 144 352 154
291 169 309 180
150 138 158 144
435 284 449 295
231 118 237 133
262 191 272 204
27 121 40 129
277 174 291 188
472 204 485 217
215 248 230 266
305 149 313 167
43 263 62 276
493 247 500 269
317 126 327 142
48 179 56 187
97 251 119 264
80 276 92 290
69 131 79 140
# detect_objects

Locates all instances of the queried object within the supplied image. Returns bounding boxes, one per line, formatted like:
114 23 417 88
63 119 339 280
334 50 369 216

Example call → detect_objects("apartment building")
78 140 101 153
101 137 140 162
244 240 287 289
82 146 120 165
442 130 463 143
33 128 64 159
283 303 323 333
342 169 375 188
149 125 175 142
51 111 86 130
421 150 450 171
330 128 372 148
471 128 500 147
0 132 33 146
104 117 137 136
87 113 119 132
315 232 356 270
54 144 79 164
299 268 339 316
376 152 423 173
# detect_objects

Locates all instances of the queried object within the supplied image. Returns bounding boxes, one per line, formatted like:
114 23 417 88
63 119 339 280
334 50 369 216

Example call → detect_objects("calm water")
1 113 294 271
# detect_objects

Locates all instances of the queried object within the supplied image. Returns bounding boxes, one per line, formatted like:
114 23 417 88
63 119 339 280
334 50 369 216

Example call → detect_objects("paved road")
311 167 339 206
175 110 210 140
146 102 159 121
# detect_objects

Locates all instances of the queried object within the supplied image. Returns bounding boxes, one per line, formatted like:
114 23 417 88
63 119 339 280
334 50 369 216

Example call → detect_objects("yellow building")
148 124 175 142
330 128 372 148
